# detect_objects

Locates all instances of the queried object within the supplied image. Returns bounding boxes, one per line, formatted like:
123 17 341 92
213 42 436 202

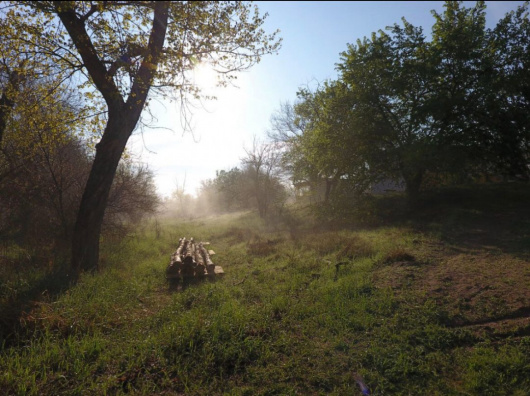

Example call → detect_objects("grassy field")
1 183 529 395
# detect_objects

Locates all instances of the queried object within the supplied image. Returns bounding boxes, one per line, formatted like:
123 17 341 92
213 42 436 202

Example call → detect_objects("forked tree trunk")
59 2 170 281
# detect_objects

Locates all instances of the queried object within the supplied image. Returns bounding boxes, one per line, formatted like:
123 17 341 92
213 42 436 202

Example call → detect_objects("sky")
127 1 525 199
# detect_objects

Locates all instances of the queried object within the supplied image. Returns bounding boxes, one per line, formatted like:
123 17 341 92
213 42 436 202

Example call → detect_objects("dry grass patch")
381 247 416 264
220 226 256 243
336 235 374 260
418 253 530 326
297 232 374 259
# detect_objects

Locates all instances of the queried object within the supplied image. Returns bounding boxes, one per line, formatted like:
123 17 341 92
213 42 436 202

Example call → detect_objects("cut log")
181 238 196 278
194 242 206 276
167 238 186 281
200 244 216 275
174 237 186 264
166 262 180 279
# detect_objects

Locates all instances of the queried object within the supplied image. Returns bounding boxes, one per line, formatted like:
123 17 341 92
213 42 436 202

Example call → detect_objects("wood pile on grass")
165 237 223 287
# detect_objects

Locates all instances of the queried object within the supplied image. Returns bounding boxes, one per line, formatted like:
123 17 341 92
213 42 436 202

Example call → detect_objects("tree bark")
70 111 132 276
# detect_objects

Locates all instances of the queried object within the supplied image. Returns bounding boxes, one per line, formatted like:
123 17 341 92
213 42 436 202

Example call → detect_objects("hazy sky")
127 1 525 198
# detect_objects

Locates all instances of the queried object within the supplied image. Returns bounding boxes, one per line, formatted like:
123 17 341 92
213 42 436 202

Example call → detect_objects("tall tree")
337 18 436 200
242 138 285 218
429 1 491 174
280 1 528 207
267 98 321 200
267 101 308 184
294 82 369 202
4 1 280 278
486 2 530 179
213 167 249 212
0 79 89 250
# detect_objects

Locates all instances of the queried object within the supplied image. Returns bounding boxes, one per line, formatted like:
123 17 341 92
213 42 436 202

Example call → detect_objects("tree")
335 1 530 201
337 16 441 201
105 161 159 233
1 77 159 263
296 82 374 202
429 1 493 178
214 167 249 212
268 84 365 203
267 101 310 180
0 20 60 148
4 1 280 278
268 96 328 201
241 138 286 218
485 2 530 179
197 167 254 214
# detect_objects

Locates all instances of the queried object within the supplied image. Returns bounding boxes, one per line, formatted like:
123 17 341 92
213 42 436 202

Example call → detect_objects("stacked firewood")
166 237 222 283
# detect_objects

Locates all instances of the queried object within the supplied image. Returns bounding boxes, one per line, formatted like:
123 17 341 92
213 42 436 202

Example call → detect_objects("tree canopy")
280 1 529 205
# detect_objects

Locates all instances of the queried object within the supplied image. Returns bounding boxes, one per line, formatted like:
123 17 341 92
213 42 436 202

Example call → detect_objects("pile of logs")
166 237 223 285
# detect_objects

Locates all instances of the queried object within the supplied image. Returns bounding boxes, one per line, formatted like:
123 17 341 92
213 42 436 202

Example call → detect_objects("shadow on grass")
316 182 530 259
166 273 222 293
0 262 73 348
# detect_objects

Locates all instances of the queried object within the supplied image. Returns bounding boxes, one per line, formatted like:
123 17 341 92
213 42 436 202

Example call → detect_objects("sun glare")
139 61 254 198
192 62 220 94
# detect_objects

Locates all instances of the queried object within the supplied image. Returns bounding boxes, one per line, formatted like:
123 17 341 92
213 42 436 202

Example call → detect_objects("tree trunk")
0 91 13 146
324 179 332 203
324 173 340 203
70 110 133 278
404 169 423 205
0 69 23 147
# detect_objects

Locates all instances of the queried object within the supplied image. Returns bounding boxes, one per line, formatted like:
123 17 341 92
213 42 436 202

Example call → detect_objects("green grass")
1 183 529 395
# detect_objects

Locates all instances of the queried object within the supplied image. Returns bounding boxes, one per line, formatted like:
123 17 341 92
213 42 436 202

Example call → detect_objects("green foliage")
282 1 530 208
0 81 89 248
0 78 159 261
485 3 530 177
211 167 251 212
